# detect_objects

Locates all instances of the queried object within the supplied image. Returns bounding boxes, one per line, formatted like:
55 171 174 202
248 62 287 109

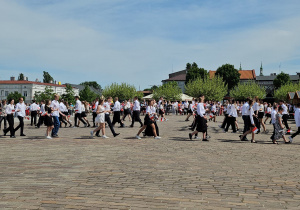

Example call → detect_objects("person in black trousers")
0 99 7 130
130 96 143 127
14 97 26 136
92 98 99 127
30 100 38 126
3 99 15 138
112 97 125 127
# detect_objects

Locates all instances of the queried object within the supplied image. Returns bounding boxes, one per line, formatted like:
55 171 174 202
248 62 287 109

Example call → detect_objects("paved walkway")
0 115 300 209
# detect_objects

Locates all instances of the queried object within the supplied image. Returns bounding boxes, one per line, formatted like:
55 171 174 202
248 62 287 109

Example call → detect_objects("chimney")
10 76 15 81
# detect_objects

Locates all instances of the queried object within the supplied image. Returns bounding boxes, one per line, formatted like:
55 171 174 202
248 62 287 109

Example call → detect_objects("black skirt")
258 112 264 119
187 109 193 114
196 116 207 133
144 114 153 126
44 115 53 126
266 113 271 118
144 121 159 137
81 112 87 118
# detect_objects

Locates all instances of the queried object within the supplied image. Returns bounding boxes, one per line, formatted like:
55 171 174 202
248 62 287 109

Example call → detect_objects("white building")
0 78 79 103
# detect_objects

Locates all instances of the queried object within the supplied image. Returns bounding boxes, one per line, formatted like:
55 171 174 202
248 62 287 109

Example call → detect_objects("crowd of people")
0 94 299 144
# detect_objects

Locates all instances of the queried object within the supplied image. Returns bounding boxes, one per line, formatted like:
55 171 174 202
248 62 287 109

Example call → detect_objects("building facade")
162 70 187 93
0 78 79 103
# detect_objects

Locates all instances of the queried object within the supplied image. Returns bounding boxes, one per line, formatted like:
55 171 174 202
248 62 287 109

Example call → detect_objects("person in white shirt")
79 101 90 127
92 98 99 127
258 100 268 133
3 99 15 138
264 103 272 125
122 99 132 122
130 96 143 127
220 101 231 129
185 101 194 121
189 94 208 141
183 99 189 115
136 99 161 139
14 97 26 136
239 100 257 143
30 100 38 126
90 99 109 138
50 94 65 137
0 99 8 130
224 99 238 133
112 97 125 128
241 99 250 141
289 103 300 142
74 96 87 127
36 100 46 128
279 100 290 132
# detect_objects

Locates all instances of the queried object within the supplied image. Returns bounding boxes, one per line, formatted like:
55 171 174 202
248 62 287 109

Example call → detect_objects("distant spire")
239 62 242 70
260 62 263 76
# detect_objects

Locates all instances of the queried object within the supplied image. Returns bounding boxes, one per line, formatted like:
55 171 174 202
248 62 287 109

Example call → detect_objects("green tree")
274 82 300 101
102 83 142 100
185 62 208 84
61 84 76 104
230 82 266 100
152 81 182 101
43 71 54 83
273 72 291 89
7 91 25 102
79 85 99 102
34 86 55 102
18 73 25 81
215 64 240 90
80 81 102 90
185 76 227 101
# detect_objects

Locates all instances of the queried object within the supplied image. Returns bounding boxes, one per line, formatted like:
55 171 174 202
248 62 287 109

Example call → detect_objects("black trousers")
96 114 117 136
14 116 24 135
74 113 86 126
242 115 250 140
36 115 45 128
4 114 14 137
291 127 300 138
221 114 228 128
0 116 7 129
92 112 97 126
31 111 37 126
131 111 143 127
271 124 276 140
282 114 289 129
225 116 236 132
112 111 124 126
254 111 260 131
59 114 67 126
122 109 131 121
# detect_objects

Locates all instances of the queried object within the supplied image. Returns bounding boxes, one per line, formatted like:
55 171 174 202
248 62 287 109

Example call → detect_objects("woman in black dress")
44 99 54 139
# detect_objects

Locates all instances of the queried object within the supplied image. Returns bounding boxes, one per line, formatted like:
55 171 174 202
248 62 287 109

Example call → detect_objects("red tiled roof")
209 70 256 80
0 80 67 87
162 74 186 81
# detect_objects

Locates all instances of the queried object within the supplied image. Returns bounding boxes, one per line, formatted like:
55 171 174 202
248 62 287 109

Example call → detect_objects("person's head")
273 105 278 110
115 97 118 102
45 99 50 106
95 98 99 102
198 94 205 102
107 96 112 102
54 94 59 101
75 96 80 101
260 100 263 104
59 99 64 103
2 99 6 104
19 97 24 103
148 99 154 106
268 103 272 107
128 99 131 102
8 99 14 104
99 99 104 105
232 99 236 104
278 106 283 113
279 100 284 105
41 100 45 104
249 100 254 106
195 99 198 102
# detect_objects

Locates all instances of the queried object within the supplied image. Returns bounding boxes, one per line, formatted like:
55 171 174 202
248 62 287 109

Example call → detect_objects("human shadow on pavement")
23 136 47 140
168 137 200 141
217 139 245 143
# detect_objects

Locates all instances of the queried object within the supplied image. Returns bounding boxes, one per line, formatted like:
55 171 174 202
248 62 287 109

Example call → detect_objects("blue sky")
0 0 300 90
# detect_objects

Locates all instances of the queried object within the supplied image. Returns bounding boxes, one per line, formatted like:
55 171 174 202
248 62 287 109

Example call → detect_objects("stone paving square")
0 114 300 209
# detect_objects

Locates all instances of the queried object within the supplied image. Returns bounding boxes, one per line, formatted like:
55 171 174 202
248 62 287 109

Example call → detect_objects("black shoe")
285 141 291 144
96 134 101 137
202 139 209 141
10 136 16 138
87 124 91 127
189 133 192 140
130 125 133 128
3 129 6 136
52 135 59 138
114 133 120 137
20 134 26 136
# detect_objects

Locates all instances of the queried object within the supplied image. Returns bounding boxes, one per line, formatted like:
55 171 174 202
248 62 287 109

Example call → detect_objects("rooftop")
0 80 67 87
162 73 186 82
209 70 256 80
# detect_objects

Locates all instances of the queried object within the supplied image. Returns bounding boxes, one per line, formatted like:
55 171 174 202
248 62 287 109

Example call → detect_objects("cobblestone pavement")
1 114 300 209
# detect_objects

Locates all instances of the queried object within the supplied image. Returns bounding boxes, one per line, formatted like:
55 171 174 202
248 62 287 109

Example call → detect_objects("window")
23 91 28 97
5 91 9 96
1 90 3 96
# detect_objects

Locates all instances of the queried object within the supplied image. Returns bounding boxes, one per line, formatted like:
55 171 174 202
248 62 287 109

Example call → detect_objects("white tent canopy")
142 93 194 101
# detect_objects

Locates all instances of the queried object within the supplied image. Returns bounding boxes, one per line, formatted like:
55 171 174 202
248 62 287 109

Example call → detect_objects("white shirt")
6 104 15 115
281 104 288 115
40 104 45 113
59 102 66 112
146 106 152 114
15 102 26 117
294 108 300 127
93 101 98 112
271 109 277 124
267 107 272 114
30 103 38 111
211 105 216 112
189 103 194 111
75 100 82 114
113 101 121 111
125 102 131 109
50 100 60 117
197 103 206 117
229 104 238 117
259 104 264 112
249 107 255 125
226 104 231 114
133 100 140 111
81 105 85 112
184 101 189 109
242 102 249 116
104 102 111 115
253 102 259 111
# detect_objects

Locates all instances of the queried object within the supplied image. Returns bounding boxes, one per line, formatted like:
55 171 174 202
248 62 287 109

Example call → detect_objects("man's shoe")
20 134 26 136
130 125 133 128
114 133 120 137
189 133 192 140
202 139 209 141
3 129 6 136
10 136 16 138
